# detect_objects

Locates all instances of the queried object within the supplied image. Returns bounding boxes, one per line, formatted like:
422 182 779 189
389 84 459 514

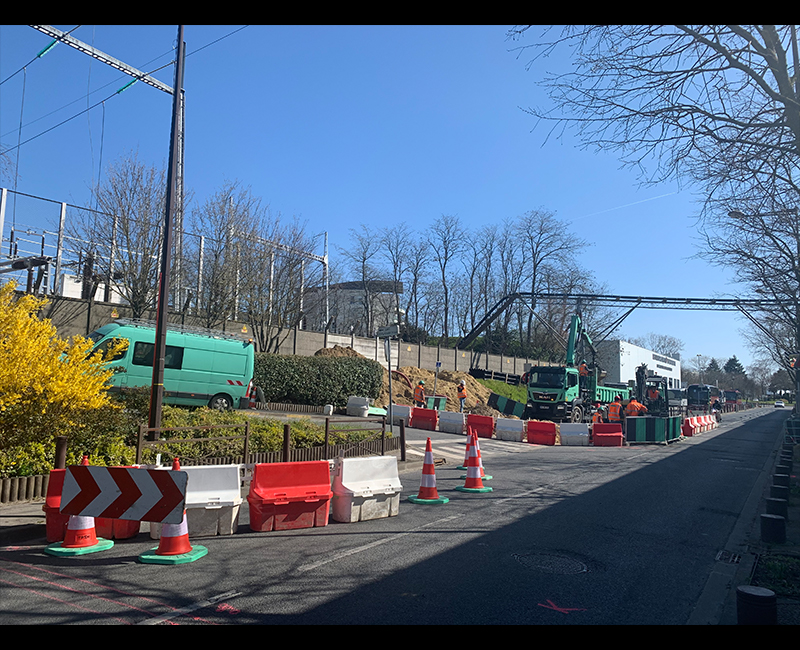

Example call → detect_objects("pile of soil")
313 345 505 417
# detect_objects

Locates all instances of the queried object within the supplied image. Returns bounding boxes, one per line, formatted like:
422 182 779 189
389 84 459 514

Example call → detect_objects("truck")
633 363 682 418
521 314 632 423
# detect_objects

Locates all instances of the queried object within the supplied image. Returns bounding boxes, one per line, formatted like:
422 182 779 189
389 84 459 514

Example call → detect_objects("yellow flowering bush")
0 280 128 451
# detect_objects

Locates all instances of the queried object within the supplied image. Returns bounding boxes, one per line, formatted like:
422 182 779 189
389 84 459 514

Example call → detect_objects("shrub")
253 353 383 406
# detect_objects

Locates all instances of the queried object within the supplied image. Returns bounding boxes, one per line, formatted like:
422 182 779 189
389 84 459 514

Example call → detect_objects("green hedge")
254 353 383 407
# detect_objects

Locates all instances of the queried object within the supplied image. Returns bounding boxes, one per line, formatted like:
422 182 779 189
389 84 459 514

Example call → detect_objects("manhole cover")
513 552 589 575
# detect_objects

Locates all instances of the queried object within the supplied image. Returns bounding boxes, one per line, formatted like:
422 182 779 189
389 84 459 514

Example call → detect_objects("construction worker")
579 360 589 390
592 403 605 424
607 395 624 424
414 381 426 408
457 380 467 413
626 397 648 417
646 385 660 402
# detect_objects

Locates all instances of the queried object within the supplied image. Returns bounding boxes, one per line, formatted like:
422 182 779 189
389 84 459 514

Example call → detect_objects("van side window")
132 342 184 370
94 337 128 361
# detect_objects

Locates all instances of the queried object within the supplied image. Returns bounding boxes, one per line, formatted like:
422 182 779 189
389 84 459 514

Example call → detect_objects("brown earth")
314 346 504 417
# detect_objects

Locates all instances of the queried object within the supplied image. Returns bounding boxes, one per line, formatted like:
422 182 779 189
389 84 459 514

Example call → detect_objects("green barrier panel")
425 396 447 411
488 393 526 419
626 417 683 444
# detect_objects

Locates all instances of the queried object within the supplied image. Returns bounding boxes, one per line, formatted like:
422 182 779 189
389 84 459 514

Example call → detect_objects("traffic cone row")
409 432 493 504
44 454 115 557
139 458 208 565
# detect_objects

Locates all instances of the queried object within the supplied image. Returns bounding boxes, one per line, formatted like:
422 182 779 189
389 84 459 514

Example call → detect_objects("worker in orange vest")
625 397 648 417
607 395 624 423
591 403 605 424
414 381 426 408
457 380 467 413
579 360 589 390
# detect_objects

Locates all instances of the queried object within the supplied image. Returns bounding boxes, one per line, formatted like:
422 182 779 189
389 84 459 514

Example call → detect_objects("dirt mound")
314 345 366 358
377 365 501 416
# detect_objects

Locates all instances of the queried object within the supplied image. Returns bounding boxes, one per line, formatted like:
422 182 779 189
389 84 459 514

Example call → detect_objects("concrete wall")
37 292 554 376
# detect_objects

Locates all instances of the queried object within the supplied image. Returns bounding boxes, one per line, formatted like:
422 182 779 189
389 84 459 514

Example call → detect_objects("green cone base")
408 495 450 504
44 538 114 557
455 485 493 493
139 545 208 565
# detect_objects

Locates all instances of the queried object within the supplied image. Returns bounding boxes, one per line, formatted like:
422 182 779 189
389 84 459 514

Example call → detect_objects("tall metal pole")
148 25 185 433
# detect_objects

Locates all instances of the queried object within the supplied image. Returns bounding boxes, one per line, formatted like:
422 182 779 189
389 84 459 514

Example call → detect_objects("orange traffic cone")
44 453 115 557
461 432 492 481
456 433 493 493
458 428 474 470
408 438 449 504
139 458 208 565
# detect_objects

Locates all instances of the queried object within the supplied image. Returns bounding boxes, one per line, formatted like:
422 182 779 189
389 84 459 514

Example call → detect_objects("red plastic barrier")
526 421 557 445
681 418 696 437
592 422 623 447
411 407 438 431
466 414 494 439
44 469 69 543
95 517 140 540
248 461 332 532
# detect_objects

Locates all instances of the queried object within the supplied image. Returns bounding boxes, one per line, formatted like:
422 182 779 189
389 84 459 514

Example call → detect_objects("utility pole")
148 25 186 433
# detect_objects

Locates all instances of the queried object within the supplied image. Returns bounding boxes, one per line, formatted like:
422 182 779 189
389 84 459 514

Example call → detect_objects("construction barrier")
43 469 69 543
411 407 438 431
592 423 624 447
150 464 242 539
495 417 524 442
560 423 590 446
346 396 370 418
526 420 557 445
625 416 683 444
390 404 412 428
247 461 332 532
438 411 465 434
487 392 527 418
467 414 494 439
681 417 697 437
331 456 402 522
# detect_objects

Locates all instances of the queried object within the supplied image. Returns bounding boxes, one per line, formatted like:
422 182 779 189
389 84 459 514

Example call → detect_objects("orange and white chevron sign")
59 466 188 525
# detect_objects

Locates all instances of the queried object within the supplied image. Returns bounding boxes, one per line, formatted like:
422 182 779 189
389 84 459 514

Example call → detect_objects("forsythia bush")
0 280 127 452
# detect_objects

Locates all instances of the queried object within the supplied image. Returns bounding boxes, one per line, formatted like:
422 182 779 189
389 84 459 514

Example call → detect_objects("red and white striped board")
60 466 188 525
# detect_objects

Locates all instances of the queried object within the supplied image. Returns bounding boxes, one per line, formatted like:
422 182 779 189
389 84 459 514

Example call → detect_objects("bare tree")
627 332 686 359
425 215 466 347
74 152 166 318
338 226 382 336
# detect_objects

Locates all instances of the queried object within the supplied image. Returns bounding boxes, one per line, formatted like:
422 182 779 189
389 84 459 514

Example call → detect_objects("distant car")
775 400 785 408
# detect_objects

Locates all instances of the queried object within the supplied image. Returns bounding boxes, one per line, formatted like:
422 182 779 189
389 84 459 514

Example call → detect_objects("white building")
595 340 682 389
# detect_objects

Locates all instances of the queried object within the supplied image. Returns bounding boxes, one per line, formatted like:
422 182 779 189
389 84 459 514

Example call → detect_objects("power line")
0 26 249 156
0 25 82 87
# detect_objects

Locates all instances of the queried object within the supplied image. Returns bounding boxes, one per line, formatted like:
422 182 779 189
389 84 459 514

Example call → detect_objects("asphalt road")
0 407 784 625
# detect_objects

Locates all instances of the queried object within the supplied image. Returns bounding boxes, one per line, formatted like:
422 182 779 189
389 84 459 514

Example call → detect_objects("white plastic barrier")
347 396 370 418
390 404 412 427
438 411 465 434
495 418 524 442
151 464 243 538
560 423 590 446
331 455 402 523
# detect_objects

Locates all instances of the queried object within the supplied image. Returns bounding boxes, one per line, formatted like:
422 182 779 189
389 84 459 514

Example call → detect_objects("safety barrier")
247 460 332 532
438 411 465 434
495 418 524 442
526 421 558 445
467 414 495 439
390 404 412 428
411 407 439 431
346 396 371 418
150 464 243 538
592 423 624 447
331 456 402 523
560 423 590 446
625 416 683 444
681 417 697 437
43 469 69 543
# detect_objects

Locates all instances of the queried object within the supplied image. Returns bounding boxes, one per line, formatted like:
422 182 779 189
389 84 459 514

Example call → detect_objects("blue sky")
0 25 759 371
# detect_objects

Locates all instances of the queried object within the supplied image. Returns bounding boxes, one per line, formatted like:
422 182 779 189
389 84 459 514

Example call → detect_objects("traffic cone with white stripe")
458 428 474 470
139 459 208 565
408 438 449 504
461 432 492 481
456 433 493 493
44 453 115 557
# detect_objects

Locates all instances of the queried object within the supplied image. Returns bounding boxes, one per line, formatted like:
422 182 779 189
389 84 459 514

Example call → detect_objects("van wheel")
209 393 233 411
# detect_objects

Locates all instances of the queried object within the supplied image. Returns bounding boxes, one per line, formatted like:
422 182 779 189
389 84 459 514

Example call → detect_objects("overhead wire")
0 25 82 87
0 25 250 157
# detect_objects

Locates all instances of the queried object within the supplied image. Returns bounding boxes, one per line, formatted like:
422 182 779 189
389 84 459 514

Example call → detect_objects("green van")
89 319 255 410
